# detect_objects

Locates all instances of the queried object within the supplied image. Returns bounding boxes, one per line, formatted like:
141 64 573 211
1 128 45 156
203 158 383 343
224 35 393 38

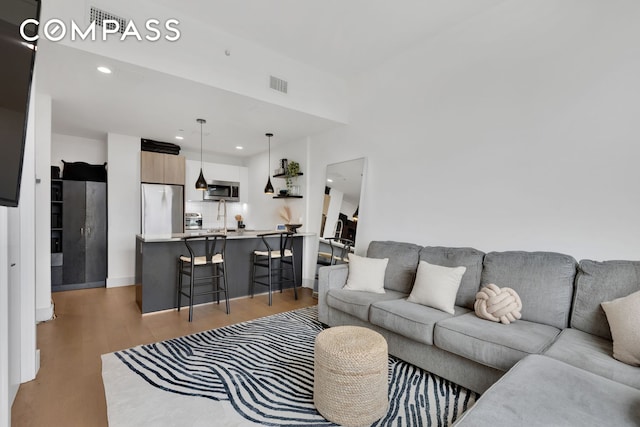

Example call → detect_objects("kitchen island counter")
137 230 314 242
135 231 315 313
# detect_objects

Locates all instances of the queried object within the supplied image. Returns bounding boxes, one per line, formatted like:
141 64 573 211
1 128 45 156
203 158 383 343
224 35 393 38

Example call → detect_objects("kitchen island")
135 231 314 313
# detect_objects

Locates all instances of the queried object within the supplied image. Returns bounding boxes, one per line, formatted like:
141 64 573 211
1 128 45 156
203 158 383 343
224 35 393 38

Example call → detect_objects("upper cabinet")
141 151 185 185
185 159 248 203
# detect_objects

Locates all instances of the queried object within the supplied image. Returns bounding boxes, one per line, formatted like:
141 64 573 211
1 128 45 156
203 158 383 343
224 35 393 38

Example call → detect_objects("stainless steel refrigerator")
141 183 184 235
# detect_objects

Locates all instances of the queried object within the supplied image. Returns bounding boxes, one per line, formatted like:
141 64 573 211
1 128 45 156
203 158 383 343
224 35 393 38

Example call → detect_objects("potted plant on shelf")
285 160 300 194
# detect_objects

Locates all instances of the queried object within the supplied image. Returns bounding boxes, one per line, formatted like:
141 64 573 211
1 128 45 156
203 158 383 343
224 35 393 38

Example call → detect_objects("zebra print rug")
102 307 478 426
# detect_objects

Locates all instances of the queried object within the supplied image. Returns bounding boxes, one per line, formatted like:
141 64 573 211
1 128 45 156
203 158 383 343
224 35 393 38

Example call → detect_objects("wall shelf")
273 195 303 199
272 172 304 178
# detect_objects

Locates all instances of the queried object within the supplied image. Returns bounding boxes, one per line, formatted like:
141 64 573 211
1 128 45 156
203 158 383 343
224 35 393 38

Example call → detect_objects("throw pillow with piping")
601 290 640 366
343 253 388 294
407 260 466 314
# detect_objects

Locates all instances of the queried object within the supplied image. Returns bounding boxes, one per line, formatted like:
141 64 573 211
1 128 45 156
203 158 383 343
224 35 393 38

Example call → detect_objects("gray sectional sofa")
317 241 640 426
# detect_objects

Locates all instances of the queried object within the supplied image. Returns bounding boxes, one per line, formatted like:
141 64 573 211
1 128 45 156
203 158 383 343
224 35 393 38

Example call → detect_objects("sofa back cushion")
571 260 640 340
481 251 577 329
419 246 485 309
367 241 422 293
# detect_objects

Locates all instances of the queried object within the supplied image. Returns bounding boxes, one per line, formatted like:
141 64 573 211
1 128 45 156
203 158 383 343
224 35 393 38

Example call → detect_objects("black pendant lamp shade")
195 118 207 190
264 133 274 194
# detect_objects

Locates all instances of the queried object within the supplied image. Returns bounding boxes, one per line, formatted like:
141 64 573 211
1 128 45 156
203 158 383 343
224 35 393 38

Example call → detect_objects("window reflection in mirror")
320 158 365 244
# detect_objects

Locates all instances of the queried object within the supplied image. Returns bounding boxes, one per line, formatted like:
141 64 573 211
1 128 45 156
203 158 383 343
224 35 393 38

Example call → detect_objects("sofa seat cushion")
544 328 640 390
370 299 470 345
434 312 560 371
453 355 640 427
326 288 408 321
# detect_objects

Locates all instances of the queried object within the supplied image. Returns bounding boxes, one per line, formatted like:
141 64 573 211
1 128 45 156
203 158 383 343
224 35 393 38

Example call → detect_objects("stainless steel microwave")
203 180 240 202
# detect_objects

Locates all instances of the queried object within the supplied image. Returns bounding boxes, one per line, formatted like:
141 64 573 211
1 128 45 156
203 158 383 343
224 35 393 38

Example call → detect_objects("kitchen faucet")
217 199 227 234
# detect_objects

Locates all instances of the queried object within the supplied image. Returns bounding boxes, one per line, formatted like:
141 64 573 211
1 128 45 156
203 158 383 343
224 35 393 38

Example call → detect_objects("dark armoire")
56 180 107 291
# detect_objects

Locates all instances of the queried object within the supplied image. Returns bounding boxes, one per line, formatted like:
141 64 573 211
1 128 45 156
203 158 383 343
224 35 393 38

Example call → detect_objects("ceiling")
36 0 506 157
35 40 342 157
157 0 506 78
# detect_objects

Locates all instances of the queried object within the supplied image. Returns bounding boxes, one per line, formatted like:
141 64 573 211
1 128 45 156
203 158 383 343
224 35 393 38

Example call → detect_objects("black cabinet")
55 181 107 291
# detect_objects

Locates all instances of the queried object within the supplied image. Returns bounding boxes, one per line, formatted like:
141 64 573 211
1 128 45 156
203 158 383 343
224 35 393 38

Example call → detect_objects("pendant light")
264 132 274 194
195 118 207 191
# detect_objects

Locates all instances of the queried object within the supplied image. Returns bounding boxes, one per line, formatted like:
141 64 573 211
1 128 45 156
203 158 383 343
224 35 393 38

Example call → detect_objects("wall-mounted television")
0 0 40 207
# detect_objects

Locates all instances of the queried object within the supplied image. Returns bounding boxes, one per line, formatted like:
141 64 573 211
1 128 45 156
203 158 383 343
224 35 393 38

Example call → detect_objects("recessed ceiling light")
97 66 112 74
175 136 184 140
327 178 333 183
235 146 243 150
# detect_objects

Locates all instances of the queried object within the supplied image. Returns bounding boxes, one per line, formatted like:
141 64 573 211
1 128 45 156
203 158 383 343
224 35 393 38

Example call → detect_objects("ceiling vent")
270 76 288 94
89 6 127 34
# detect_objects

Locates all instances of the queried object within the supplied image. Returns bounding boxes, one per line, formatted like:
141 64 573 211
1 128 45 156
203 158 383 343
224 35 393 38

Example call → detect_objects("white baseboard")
35 303 54 322
106 277 136 288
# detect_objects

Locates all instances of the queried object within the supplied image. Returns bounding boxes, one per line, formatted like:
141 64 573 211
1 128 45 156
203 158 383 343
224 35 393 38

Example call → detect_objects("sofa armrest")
318 264 349 324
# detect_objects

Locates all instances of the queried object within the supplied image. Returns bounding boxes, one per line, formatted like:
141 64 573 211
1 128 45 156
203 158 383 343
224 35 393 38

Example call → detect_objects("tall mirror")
318 158 365 265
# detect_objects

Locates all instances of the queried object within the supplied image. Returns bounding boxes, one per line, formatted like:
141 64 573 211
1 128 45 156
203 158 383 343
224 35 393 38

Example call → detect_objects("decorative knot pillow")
474 283 522 325
601 290 640 366
343 253 388 294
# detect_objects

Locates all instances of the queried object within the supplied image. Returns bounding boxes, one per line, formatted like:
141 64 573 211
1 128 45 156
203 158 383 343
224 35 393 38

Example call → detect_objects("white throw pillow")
407 261 466 314
601 290 640 367
343 253 388 294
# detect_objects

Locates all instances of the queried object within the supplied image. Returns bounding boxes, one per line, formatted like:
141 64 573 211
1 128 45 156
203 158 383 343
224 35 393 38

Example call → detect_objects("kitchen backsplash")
185 201 249 230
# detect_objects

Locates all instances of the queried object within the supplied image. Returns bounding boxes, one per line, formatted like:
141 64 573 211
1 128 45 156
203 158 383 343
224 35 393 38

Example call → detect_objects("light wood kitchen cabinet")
163 154 185 185
141 151 185 185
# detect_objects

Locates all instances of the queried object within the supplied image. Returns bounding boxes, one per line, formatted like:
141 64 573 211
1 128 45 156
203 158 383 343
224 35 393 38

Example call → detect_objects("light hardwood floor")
11 285 316 427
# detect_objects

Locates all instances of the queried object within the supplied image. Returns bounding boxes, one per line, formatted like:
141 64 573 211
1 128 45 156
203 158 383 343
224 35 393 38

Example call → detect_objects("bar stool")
251 232 298 306
176 233 229 322
317 237 354 266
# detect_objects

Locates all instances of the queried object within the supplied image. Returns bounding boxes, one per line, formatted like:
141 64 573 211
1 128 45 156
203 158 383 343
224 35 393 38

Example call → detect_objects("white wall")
181 149 245 167
246 139 307 231
18 90 38 382
34 93 54 322
107 133 140 287
1 85 40 427
51 133 107 172
0 207 10 427
306 0 640 262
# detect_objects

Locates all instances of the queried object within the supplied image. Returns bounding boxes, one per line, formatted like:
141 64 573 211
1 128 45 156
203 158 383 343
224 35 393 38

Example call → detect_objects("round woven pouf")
314 326 388 427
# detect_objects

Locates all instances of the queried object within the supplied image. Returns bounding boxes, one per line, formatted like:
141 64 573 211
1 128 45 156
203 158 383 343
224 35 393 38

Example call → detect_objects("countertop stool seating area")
176 233 229 322
250 231 298 306
314 326 389 427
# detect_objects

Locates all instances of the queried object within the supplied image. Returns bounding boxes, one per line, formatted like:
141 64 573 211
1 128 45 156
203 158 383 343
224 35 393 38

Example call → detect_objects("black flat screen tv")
0 0 40 207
